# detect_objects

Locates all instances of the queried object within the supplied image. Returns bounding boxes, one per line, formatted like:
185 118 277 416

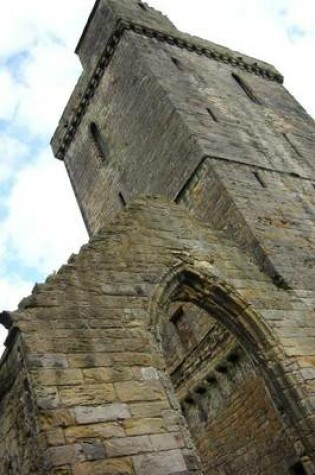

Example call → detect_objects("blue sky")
0 0 314 351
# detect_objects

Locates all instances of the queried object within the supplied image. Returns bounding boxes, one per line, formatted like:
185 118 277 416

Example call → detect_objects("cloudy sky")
0 0 314 351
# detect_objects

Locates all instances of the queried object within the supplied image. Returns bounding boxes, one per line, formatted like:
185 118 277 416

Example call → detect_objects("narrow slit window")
232 72 260 104
171 56 184 70
206 106 218 122
282 133 303 157
253 171 267 188
171 57 180 68
118 192 127 208
89 122 109 164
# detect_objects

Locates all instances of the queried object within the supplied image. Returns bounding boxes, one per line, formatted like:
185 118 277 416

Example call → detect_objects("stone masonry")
0 1 314 474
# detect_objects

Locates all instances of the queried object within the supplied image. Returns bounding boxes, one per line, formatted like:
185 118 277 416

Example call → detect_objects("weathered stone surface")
115 380 166 402
73 457 134 475
1 0 315 474
65 421 125 443
132 449 188 475
123 417 166 436
104 435 152 457
73 403 131 424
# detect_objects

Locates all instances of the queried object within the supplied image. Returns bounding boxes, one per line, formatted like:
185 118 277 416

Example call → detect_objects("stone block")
82 368 112 383
105 435 152 457
65 422 125 443
31 368 83 386
73 457 134 475
68 353 112 368
123 417 166 436
46 428 66 447
59 383 115 406
115 380 165 402
81 441 106 461
130 401 170 418
73 403 131 424
150 433 185 451
27 354 69 368
44 444 84 467
132 449 187 475
40 408 76 430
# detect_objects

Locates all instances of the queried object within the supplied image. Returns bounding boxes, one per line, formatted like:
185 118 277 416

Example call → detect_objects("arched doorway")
150 263 313 474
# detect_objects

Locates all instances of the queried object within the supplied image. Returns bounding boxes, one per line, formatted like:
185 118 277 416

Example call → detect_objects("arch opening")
151 265 311 474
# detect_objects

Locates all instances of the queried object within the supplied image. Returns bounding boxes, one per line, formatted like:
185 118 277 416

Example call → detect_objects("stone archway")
150 262 314 474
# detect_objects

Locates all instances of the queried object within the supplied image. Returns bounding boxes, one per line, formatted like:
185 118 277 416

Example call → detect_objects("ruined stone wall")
1 199 314 473
0 335 42 474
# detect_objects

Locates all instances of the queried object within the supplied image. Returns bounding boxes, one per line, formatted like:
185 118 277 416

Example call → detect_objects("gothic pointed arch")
150 262 315 473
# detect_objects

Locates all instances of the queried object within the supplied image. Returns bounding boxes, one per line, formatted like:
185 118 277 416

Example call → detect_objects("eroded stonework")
1 0 315 474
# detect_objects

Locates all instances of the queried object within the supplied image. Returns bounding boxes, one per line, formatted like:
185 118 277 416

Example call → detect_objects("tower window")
253 171 267 188
171 57 180 68
206 106 218 122
89 122 109 164
232 72 260 104
282 133 303 158
118 192 127 208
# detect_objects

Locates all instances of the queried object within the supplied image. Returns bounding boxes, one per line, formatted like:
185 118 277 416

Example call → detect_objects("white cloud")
0 70 22 121
0 151 88 275
0 1 94 59
149 0 314 118
0 277 33 311
280 0 315 33
15 38 82 137
0 135 28 183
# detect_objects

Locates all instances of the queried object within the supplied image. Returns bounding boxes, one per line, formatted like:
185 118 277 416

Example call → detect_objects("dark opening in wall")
118 192 127 208
290 462 307 475
232 72 260 104
206 107 218 122
253 171 267 188
171 56 183 70
89 122 109 164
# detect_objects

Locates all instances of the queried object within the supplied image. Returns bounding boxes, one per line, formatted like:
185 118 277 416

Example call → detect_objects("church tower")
1 1 314 474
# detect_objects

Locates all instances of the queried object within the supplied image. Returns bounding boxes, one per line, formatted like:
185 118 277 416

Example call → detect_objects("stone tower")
0 0 314 473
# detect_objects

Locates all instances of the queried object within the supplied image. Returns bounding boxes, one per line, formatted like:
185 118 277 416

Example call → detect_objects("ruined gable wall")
2 199 313 473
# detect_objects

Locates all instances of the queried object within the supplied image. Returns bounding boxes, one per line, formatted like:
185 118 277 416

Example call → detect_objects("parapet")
75 0 177 72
